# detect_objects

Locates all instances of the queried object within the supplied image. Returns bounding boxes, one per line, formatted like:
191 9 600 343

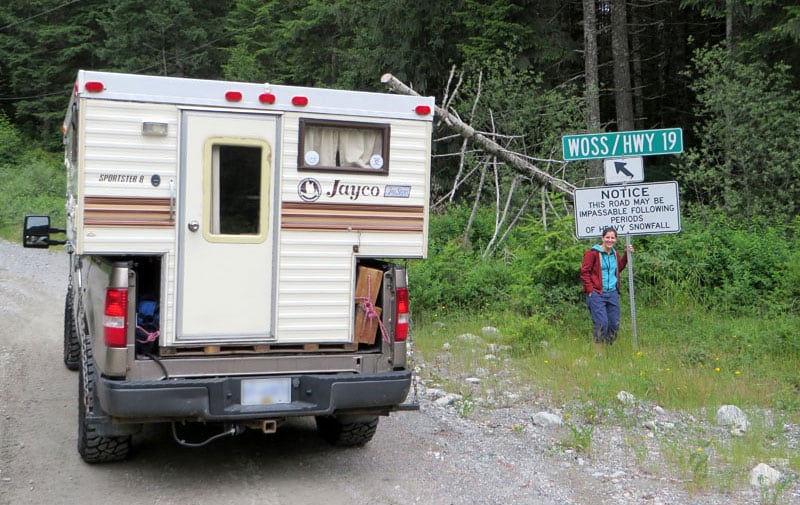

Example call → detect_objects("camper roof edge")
72 70 435 121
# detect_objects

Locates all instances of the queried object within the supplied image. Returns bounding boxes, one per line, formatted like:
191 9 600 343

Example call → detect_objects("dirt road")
0 241 575 505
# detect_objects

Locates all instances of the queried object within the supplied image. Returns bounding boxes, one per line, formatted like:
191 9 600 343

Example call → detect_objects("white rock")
654 406 667 416
617 391 636 405
457 333 482 343
484 354 497 361
531 412 563 427
481 326 500 337
442 342 451 351
716 405 749 433
750 463 781 488
465 377 481 384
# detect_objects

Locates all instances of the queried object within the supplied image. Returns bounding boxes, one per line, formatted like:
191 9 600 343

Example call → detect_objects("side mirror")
23 215 64 248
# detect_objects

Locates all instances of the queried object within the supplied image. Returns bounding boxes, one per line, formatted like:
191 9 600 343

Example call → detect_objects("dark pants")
586 290 620 344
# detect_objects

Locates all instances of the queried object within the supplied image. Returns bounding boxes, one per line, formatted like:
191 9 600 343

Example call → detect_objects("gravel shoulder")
0 240 797 505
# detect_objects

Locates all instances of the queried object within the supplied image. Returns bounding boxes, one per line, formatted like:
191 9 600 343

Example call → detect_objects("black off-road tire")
63 291 80 370
78 340 132 463
315 415 379 447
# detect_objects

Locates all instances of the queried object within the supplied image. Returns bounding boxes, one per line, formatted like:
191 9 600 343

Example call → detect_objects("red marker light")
292 96 309 106
225 91 243 102
415 105 431 115
84 81 104 93
259 93 276 104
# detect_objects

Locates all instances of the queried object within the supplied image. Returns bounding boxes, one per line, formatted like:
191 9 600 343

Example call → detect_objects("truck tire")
78 339 131 463
315 415 379 447
63 291 80 370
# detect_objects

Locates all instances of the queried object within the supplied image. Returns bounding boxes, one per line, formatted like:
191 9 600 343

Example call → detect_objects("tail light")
103 288 128 348
395 287 409 342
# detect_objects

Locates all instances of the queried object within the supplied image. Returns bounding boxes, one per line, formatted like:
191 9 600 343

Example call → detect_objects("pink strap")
136 325 160 343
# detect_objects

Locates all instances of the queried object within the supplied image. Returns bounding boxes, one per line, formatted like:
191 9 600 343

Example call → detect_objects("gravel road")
0 240 796 505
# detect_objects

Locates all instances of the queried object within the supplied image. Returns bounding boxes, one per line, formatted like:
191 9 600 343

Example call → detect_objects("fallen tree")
381 73 576 202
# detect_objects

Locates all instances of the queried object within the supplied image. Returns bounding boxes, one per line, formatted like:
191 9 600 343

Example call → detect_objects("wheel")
315 415 379 447
78 338 131 463
63 291 80 370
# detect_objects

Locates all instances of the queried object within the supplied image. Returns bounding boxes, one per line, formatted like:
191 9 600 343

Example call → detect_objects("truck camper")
23 70 434 462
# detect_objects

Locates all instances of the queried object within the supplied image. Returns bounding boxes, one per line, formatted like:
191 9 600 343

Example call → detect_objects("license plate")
241 378 292 406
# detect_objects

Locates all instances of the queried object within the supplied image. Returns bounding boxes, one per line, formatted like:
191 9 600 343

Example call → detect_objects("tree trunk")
629 3 645 128
611 0 634 131
583 0 602 177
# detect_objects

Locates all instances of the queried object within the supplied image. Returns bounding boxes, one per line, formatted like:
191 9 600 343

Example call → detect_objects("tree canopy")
0 0 798 221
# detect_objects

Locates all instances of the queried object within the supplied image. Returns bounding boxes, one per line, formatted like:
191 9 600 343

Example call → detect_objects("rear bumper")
96 370 411 421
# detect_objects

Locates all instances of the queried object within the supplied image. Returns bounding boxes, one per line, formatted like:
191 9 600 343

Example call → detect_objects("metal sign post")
626 233 638 349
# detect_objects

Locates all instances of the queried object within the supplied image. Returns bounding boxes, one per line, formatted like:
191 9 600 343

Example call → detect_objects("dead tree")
381 73 576 202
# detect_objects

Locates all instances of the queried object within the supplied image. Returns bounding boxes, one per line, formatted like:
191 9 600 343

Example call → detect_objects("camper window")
211 144 263 235
298 119 389 175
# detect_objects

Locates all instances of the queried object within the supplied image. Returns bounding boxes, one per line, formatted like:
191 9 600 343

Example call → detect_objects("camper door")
177 111 278 343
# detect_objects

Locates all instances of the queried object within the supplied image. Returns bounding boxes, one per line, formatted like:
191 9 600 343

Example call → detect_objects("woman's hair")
601 227 617 238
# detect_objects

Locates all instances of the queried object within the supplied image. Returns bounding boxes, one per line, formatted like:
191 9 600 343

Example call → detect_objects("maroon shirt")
580 247 628 294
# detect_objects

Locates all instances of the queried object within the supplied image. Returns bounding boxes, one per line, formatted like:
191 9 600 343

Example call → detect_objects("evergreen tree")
97 0 230 77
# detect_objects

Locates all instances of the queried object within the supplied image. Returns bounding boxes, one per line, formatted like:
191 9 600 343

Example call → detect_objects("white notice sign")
574 181 681 239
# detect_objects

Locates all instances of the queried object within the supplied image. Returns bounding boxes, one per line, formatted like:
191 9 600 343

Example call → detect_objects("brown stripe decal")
281 202 424 232
84 197 174 227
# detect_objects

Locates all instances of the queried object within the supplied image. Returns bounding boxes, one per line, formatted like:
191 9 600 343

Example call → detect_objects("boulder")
750 463 781 488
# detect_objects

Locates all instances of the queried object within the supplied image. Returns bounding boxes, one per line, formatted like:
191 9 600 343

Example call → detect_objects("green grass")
411 302 800 497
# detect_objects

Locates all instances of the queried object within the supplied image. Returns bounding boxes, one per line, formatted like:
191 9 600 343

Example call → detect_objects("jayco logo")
325 179 381 201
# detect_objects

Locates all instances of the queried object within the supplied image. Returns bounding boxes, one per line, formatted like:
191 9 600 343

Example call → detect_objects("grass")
411 301 800 498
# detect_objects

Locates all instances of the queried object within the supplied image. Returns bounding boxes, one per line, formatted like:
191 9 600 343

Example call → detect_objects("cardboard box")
355 305 382 344
354 266 383 344
355 266 382 304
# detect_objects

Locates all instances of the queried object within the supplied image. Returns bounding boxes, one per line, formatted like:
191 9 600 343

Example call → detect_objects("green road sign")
562 128 683 161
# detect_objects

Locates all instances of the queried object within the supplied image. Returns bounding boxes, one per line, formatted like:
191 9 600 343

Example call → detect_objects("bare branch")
381 73 576 201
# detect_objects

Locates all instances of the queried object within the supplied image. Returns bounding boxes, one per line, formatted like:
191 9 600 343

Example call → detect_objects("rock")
617 391 636 405
716 405 749 434
481 326 500 337
750 463 781 488
484 354 497 361
432 321 446 329
434 394 462 407
426 388 446 399
457 333 482 343
531 412 563 427
442 342 451 351
465 377 481 384
653 406 667 416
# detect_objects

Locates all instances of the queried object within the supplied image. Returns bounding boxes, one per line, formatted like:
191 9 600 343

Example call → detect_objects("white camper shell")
65 70 432 348
25 70 433 462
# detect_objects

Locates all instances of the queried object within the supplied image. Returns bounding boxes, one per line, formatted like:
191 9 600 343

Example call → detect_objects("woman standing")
580 227 634 356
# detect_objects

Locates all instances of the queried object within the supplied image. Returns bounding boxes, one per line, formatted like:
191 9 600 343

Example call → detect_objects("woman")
580 227 634 356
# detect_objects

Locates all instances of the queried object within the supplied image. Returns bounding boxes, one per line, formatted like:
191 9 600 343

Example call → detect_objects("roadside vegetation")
409 207 800 498
0 113 64 241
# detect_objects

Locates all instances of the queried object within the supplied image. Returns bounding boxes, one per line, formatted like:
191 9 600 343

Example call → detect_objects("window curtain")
304 126 339 166
338 128 381 168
